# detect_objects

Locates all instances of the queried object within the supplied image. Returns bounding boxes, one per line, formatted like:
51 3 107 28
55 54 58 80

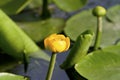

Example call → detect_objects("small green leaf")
53 0 87 12
61 30 94 69
0 73 29 80
75 45 120 80
0 0 32 15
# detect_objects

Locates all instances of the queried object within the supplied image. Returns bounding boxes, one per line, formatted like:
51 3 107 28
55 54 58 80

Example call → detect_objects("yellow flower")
44 34 70 53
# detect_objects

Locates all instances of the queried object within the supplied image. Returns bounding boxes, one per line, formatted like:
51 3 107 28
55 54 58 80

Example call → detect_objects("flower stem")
46 52 57 80
94 17 102 50
41 0 51 19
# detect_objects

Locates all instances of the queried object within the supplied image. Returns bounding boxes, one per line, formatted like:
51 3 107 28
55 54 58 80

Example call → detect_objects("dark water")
10 51 69 80
10 0 120 80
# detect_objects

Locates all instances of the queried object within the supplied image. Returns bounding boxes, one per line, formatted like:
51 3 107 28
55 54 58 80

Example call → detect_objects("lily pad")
64 5 120 47
17 18 65 42
75 45 120 80
28 0 52 8
28 0 42 8
107 5 120 23
0 0 32 15
53 0 88 12
0 73 29 80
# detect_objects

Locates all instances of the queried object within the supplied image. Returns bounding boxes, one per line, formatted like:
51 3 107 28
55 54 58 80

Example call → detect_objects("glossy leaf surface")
75 45 120 80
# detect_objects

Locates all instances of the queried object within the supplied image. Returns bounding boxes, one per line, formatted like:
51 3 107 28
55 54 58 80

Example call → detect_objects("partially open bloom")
44 34 70 53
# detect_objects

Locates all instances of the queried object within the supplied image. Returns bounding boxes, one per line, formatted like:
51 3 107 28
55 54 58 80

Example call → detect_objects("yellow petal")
52 40 67 52
44 33 70 53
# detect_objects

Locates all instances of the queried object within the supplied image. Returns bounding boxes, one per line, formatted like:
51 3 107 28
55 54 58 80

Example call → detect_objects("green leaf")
10 9 40 22
64 5 120 47
75 45 120 80
61 30 94 69
0 73 29 80
106 5 120 23
28 0 42 8
0 9 49 61
0 0 32 15
17 18 65 42
103 45 120 54
64 9 96 41
28 0 52 8
53 0 87 12
10 9 65 42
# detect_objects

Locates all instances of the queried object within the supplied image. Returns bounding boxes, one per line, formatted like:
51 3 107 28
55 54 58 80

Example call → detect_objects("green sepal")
60 30 94 69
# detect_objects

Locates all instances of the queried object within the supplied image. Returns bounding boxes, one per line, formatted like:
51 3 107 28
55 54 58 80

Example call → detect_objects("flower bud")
92 6 106 17
44 34 70 53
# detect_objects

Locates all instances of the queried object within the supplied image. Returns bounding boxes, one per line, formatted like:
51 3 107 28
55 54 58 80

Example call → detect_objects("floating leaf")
0 0 32 15
0 73 29 80
28 0 52 8
10 3 65 42
53 0 87 12
28 0 42 8
107 5 120 23
64 5 120 47
17 18 65 42
75 45 120 80
103 45 120 54
64 9 96 41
